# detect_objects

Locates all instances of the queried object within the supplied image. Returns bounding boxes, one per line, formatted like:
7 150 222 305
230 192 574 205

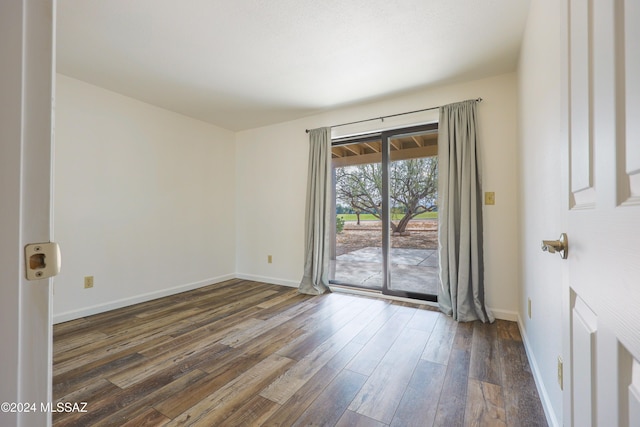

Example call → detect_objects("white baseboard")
53 272 522 325
53 273 296 324
53 273 236 324
517 314 561 427
232 280 521 321
489 308 519 322
235 273 299 288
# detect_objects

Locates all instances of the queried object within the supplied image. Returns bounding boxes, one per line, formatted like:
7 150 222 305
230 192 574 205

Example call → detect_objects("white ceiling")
56 0 531 131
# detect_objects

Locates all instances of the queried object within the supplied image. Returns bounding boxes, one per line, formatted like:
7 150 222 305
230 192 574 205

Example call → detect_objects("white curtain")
299 127 332 295
438 100 493 322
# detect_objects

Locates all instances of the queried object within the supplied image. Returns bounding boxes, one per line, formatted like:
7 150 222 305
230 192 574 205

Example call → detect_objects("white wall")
53 75 237 322
517 0 565 424
236 73 520 317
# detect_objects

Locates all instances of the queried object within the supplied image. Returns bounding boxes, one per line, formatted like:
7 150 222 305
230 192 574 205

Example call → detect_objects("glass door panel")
385 131 438 300
330 139 383 290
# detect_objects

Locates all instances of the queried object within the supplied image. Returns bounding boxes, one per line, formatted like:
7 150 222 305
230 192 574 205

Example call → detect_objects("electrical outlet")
268 255 272 264
84 276 94 289
557 356 564 390
528 298 532 319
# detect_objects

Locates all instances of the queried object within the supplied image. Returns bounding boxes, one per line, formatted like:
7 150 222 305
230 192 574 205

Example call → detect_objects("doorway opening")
329 123 439 301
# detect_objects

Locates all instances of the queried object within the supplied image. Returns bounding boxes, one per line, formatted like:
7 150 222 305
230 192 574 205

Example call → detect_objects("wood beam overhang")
364 142 381 153
332 144 437 167
331 128 438 166
343 145 362 156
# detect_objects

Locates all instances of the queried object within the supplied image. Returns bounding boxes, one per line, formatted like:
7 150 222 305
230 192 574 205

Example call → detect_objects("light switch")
485 192 495 205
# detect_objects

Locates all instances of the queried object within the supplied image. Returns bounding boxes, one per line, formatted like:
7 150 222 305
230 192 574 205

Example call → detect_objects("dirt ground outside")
335 219 438 256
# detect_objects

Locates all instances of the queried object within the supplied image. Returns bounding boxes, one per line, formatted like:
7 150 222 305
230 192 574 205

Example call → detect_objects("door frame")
330 123 439 302
0 1 55 426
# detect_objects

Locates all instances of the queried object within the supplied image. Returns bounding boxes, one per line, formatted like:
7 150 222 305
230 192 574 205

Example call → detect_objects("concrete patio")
330 247 439 295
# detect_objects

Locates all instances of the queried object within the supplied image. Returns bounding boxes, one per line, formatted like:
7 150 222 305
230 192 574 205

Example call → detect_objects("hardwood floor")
53 279 548 426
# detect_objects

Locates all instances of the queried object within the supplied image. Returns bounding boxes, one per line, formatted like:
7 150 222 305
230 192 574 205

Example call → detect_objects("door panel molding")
618 0 640 205
571 294 597 427
629 359 640 427
569 0 596 209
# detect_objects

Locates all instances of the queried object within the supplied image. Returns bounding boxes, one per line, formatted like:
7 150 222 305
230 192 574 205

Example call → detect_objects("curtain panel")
437 100 493 322
298 127 332 295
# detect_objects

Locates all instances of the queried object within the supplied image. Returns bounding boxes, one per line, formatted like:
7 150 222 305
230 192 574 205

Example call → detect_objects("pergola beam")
332 145 437 167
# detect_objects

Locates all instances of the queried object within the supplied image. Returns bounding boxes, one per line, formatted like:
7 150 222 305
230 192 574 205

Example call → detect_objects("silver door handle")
541 233 568 259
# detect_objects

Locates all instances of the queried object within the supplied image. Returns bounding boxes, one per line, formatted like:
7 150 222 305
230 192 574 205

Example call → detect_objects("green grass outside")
337 212 438 221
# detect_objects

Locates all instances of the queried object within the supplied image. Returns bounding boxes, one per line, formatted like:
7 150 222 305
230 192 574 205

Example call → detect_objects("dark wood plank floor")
53 279 548 426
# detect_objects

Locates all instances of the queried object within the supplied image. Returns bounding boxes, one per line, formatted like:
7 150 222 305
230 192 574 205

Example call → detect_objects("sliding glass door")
329 124 438 301
331 135 384 290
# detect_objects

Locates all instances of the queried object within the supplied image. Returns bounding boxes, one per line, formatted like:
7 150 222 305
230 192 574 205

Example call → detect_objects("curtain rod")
305 97 482 133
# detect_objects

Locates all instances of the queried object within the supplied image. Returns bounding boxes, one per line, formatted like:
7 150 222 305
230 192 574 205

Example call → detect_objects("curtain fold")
437 100 493 322
299 127 332 295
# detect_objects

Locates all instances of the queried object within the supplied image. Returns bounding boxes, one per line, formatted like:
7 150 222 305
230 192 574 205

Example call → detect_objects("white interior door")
565 0 640 425
0 1 55 426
